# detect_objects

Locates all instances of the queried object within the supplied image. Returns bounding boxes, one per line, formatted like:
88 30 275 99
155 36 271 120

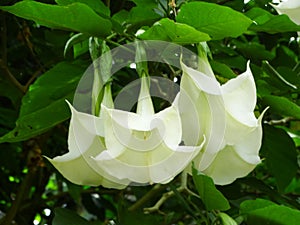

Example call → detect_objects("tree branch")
0 59 26 93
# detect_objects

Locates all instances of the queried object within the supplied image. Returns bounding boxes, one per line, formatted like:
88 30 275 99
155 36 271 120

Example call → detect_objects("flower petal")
180 61 221 95
93 139 204 184
136 76 155 117
67 101 105 137
202 145 259 185
46 137 127 189
179 62 226 170
221 62 257 126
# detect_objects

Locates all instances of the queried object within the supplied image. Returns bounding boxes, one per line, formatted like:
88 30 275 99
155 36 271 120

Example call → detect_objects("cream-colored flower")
179 44 265 185
92 76 205 185
46 86 129 189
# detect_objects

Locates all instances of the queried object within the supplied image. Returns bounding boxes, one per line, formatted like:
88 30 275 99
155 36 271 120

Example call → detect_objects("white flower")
271 0 300 25
179 45 265 185
92 76 205 185
47 76 205 188
46 86 129 189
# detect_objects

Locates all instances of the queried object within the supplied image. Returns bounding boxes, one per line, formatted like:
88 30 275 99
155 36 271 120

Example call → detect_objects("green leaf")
246 7 300 34
240 199 300 225
231 40 275 62
262 95 300 120
131 0 158 8
55 0 110 17
260 125 298 192
138 18 211 44
192 166 230 211
218 213 238 225
53 208 91 225
210 60 237 79
128 6 161 27
0 61 88 143
176 2 252 40
0 1 112 37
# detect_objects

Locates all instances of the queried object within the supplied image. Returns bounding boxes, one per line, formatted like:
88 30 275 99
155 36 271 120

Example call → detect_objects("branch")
266 117 294 125
0 59 26 93
143 171 199 214
128 184 165 211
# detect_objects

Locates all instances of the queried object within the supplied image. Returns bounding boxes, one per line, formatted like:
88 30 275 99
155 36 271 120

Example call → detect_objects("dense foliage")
0 0 300 224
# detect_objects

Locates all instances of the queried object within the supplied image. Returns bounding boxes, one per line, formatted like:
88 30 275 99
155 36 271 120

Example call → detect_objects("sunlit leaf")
138 18 211 44
0 1 112 37
176 2 252 40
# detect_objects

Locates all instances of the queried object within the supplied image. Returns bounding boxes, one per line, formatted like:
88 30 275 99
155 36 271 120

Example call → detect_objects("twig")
144 186 185 214
168 0 177 17
128 184 165 211
143 171 199 214
0 59 26 93
266 117 294 125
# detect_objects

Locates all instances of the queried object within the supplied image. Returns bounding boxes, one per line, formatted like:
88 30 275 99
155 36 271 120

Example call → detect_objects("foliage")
0 0 300 225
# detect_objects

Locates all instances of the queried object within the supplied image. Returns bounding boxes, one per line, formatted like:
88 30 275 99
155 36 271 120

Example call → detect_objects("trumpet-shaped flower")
179 45 265 185
92 77 205 184
47 76 205 188
46 86 129 189
271 0 300 25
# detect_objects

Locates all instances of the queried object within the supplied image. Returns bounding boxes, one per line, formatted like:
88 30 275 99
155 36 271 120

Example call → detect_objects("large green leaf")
262 95 300 120
0 1 112 37
240 199 300 225
260 125 298 192
138 18 211 44
55 0 110 17
246 7 300 34
176 2 252 40
0 61 88 143
192 167 230 211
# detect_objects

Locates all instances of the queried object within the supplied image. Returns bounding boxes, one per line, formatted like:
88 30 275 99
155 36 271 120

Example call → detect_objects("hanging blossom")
45 85 129 189
92 76 205 185
47 76 205 188
179 43 266 185
271 0 300 26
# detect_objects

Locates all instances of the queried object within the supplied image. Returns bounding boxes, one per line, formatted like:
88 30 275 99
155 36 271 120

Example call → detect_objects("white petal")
201 111 266 185
67 101 105 137
102 102 182 154
152 104 182 147
136 76 155 116
93 139 204 184
46 137 128 189
202 145 260 185
221 62 258 127
232 112 265 163
180 61 222 95
179 63 226 169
